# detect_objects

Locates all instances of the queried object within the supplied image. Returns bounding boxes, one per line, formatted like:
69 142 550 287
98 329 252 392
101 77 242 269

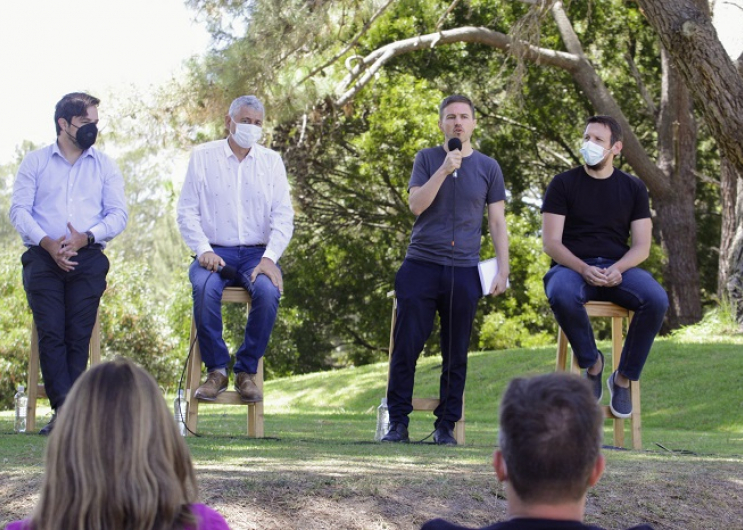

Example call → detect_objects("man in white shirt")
177 95 294 402
10 92 128 435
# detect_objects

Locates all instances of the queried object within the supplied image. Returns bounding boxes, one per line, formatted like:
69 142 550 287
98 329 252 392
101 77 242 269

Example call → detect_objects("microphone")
448 137 462 178
217 265 238 280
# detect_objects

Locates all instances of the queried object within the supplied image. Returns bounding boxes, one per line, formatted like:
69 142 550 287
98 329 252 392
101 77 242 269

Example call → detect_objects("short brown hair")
439 94 475 119
54 92 100 135
498 373 604 503
586 115 622 145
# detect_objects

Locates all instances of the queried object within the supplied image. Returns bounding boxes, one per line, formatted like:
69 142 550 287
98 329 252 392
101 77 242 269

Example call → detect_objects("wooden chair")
184 287 264 437
26 312 102 432
386 291 465 444
555 301 641 450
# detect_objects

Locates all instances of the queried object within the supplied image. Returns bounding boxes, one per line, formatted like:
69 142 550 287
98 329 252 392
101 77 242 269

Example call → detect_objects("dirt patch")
3 453 741 529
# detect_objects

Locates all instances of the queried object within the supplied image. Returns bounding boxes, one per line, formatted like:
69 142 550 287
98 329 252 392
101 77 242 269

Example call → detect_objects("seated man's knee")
251 275 281 303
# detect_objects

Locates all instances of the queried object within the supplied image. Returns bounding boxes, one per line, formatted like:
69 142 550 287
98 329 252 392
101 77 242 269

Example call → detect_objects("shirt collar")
222 138 259 161
51 140 95 160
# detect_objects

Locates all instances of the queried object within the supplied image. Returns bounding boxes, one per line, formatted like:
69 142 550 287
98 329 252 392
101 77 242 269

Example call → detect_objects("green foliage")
98 258 184 390
0 248 33 410
478 213 554 350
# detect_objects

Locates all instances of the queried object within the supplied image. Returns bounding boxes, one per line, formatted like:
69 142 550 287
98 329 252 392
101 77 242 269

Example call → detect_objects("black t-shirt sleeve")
541 171 569 215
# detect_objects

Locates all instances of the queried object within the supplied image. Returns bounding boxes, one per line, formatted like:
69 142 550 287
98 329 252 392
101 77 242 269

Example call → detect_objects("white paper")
478 258 508 296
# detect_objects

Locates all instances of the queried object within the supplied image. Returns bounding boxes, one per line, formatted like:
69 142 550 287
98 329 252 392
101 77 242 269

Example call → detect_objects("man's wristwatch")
85 231 95 247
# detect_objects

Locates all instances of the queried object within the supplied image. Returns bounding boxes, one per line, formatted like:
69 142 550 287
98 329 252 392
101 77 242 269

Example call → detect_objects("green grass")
1 335 742 455
1 330 742 530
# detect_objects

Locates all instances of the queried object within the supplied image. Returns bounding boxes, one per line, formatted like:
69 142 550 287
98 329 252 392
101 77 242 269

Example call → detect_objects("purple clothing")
5 503 230 530
421 517 654 530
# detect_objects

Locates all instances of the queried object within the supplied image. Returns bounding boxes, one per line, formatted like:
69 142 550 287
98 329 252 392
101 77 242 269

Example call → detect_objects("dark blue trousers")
544 258 668 380
387 258 481 430
21 246 108 410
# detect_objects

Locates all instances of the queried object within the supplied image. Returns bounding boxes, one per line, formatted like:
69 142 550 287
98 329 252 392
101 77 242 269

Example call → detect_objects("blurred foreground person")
421 373 654 530
6 358 231 530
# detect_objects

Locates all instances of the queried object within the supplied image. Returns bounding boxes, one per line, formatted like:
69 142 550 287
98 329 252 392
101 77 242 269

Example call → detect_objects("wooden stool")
184 287 264 437
555 301 641 450
26 312 102 432
386 291 465 444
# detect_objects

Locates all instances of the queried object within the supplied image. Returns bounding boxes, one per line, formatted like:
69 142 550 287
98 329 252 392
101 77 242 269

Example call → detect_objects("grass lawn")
1 331 741 529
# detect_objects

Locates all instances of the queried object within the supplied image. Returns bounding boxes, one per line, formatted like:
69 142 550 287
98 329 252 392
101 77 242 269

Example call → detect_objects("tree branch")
297 0 396 86
336 26 580 106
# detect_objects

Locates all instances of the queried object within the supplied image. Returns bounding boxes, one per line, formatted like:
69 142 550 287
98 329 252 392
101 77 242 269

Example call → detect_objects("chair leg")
27 321 40 432
185 318 201 436
631 380 642 450
556 327 569 371
248 358 265 437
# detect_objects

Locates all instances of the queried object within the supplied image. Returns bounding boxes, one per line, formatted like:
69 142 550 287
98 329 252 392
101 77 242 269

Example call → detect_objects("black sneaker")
381 422 409 443
433 425 457 446
39 412 57 436
607 371 632 418
584 350 604 403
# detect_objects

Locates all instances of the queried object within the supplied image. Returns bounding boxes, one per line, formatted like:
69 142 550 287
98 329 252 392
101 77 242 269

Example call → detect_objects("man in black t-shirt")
420 373 654 530
382 95 510 445
541 116 668 418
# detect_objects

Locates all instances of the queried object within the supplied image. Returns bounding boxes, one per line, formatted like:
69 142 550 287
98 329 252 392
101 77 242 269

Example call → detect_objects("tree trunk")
637 0 743 177
728 175 743 328
719 157 738 298
653 47 702 327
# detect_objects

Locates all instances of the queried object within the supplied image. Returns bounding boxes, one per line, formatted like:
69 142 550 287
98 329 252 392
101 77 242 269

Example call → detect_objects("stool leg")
27 321 40 432
454 396 465 445
89 312 101 364
185 318 201 436
631 380 642 450
610 315 625 448
248 358 265 437
556 327 569 371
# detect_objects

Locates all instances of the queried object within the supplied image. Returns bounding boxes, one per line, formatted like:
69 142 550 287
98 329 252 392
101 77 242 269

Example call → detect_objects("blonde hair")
31 358 198 530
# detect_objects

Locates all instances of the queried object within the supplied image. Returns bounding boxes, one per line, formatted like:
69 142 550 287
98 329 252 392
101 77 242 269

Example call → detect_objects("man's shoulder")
553 166 585 181
253 143 284 160
613 169 646 188
417 146 446 159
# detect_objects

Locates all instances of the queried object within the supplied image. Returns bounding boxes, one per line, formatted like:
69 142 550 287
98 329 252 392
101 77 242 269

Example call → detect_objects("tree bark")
719 157 738 299
728 175 743 328
653 47 701 327
636 0 743 177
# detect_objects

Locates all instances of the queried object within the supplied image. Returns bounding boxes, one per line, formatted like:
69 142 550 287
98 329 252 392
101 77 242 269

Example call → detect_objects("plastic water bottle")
375 397 389 441
14 385 28 433
174 390 187 436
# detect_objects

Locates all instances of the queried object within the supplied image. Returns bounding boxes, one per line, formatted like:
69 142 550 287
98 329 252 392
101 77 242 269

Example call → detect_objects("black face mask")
67 122 98 150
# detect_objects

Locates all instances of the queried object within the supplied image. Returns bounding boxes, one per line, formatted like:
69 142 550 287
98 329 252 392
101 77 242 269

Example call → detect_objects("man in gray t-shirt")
382 94 510 445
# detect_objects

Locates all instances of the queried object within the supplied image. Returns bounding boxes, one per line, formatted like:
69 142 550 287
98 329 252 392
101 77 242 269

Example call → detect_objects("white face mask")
231 121 262 149
579 140 609 166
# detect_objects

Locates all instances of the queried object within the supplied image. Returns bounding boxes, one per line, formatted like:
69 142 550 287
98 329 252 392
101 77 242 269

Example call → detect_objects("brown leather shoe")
194 371 228 401
235 372 263 402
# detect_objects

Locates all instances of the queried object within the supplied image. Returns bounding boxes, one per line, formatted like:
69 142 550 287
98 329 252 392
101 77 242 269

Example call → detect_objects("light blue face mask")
580 140 609 166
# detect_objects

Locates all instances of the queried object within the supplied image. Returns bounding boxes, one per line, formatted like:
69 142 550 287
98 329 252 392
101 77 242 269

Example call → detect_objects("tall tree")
323 0 705 326
636 0 743 326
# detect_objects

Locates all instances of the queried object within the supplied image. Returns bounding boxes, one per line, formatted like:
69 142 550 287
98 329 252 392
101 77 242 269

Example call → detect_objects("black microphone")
217 265 238 280
448 137 462 178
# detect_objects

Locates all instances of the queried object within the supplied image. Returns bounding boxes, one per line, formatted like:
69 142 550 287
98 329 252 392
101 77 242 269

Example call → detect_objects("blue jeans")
189 246 281 374
544 258 668 380
386 259 481 430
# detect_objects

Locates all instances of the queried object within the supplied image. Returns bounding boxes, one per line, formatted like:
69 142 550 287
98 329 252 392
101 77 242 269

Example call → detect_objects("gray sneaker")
584 350 604 403
607 371 632 418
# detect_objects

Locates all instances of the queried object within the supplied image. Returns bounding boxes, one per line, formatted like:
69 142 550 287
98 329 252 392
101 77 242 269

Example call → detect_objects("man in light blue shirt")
10 92 128 435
